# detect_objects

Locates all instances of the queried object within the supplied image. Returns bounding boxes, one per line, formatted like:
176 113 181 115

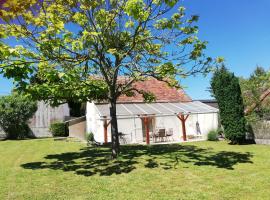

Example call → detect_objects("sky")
1 0 270 99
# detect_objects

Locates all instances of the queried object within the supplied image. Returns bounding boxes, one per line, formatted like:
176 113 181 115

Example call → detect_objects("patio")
93 101 219 144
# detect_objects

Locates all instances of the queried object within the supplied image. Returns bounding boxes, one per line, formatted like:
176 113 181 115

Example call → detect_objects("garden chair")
150 131 158 143
119 132 128 144
166 128 174 141
157 128 167 142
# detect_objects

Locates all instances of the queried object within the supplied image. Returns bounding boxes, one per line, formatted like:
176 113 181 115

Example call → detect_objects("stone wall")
250 120 270 144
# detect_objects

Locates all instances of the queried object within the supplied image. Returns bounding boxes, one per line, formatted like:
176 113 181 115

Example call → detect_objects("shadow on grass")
21 144 253 177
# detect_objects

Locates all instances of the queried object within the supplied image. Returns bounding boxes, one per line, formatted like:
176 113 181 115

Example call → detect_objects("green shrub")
211 66 246 144
49 122 67 137
207 130 218 141
0 93 37 139
86 132 95 145
217 127 224 135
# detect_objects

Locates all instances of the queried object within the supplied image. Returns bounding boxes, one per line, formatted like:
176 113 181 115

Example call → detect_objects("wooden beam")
103 118 108 144
140 116 150 145
103 117 111 144
181 116 187 141
177 114 189 141
145 117 150 145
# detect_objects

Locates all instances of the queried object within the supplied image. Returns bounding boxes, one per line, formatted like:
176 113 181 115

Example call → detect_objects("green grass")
0 139 270 200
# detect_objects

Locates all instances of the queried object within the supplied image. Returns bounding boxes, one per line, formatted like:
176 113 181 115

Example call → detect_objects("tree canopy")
0 0 221 157
0 0 221 102
240 66 270 121
0 93 37 139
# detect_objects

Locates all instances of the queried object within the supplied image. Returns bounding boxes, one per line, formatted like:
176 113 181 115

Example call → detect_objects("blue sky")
181 0 270 99
1 0 270 99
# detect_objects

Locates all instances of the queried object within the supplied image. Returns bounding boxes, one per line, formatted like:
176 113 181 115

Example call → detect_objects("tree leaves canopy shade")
0 0 222 157
0 0 219 104
240 66 270 121
211 66 246 144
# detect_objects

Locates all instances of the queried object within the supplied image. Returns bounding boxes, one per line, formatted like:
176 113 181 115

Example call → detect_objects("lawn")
0 139 270 200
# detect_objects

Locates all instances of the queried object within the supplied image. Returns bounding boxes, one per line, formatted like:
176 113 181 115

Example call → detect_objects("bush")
207 130 218 141
86 132 95 145
211 66 246 144
0 93 37 139
217 127 224 136
49 122 67 137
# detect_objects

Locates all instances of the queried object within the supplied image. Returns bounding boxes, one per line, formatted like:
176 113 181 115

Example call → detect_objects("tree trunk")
110 100 120 158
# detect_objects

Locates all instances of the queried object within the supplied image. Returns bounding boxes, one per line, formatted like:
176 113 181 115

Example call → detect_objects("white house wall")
86 102 104 142
197 113 219 138
87 103 219 144
155 116 180 141
118 118 142 144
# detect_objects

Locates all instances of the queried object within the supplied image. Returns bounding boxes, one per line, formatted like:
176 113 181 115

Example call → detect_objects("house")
1 78 218 142
197 99 219 109
85 78 219 144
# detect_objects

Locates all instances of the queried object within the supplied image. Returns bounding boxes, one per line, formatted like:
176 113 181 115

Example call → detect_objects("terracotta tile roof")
117 78 191 103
